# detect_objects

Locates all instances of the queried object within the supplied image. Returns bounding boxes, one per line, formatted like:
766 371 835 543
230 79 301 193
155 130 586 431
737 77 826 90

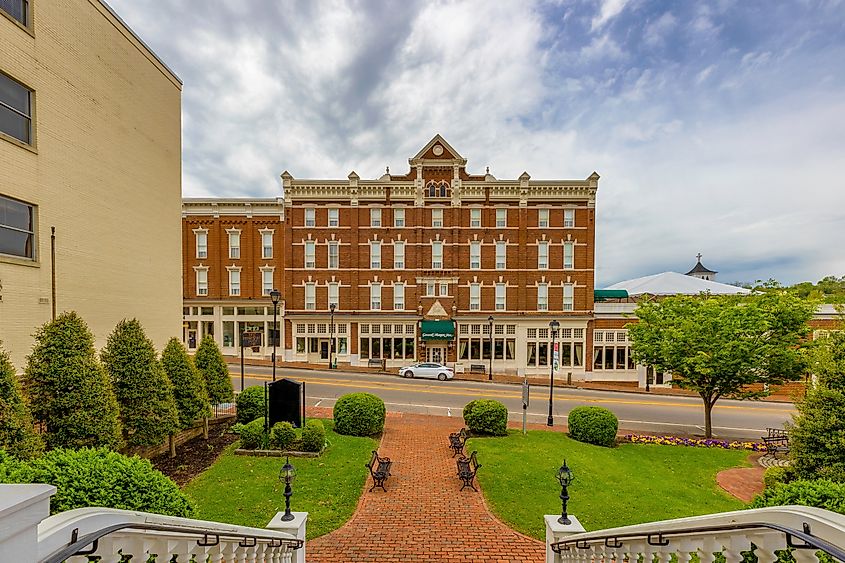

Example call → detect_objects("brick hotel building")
182 135 603 379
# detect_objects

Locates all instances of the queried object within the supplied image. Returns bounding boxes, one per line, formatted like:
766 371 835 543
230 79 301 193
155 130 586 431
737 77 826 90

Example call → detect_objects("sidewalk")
307 412 545 562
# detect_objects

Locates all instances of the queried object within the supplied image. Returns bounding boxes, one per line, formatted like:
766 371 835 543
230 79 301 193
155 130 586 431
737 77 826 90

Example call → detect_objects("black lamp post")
329 302 336 369
279 456 297 521
487 315 494 381
270 289 281 382
547 319 560 426
556 460 574 525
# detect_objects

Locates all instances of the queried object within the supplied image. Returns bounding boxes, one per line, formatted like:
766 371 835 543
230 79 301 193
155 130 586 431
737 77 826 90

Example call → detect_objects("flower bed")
622 434 765 451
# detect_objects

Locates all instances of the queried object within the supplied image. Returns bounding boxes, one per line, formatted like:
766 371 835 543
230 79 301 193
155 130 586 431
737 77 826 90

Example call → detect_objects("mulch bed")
151 423 237 486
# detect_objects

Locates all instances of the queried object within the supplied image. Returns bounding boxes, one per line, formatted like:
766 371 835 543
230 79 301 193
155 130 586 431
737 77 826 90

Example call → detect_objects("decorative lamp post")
547 319 560 426
487 315 494 381
279 456 297 521
329 302 336 369
270 289 281 382
556 460 574 525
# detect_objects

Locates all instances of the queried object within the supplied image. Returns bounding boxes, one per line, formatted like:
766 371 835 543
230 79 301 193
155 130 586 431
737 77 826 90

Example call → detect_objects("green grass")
184 420 377 539
469 430 749 540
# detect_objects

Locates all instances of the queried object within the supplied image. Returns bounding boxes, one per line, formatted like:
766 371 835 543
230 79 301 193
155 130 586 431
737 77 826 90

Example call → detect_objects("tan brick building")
0 0 183 370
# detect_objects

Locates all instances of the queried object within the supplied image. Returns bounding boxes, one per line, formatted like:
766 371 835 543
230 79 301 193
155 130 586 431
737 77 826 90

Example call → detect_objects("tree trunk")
168 434 176 458
203 416 209 440
703 397 714 438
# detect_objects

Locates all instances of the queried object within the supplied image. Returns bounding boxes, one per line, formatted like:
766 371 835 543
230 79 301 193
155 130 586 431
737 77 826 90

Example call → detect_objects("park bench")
366 450 392 492
456 450 481 492
761 427 789 457
367 358 386 371
469 364 486 374
448 428 469 458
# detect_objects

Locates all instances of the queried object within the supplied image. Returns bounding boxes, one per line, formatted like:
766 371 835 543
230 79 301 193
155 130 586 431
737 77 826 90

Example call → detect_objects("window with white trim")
496 208 507 228
305 208 315 227
304 241 315 269
539 208 549 228
195 229 207 259
328 241 339 269
538 241 549 270
370 283 382 310
261 231 273 259
470 283 480 311
537 283 548 311
470 208 481 228
563 241 574 270
593 330 634 371
305 283 316 310
370 241 381 269
432 208 443 228
496 241 506 270
564 209 575 227
370 208 381 227
0 72 32 144
228 269 241 296
394 208 405 227
432 241 443 269
393 283 405 310
439 283 448 296
495 283 506 311
262 269 273 296
328 282 339 308
426 282 435 296
394 241 405 269
326 208 339 227
195 269 208 296
228 231 240 259
563 283 574 311
470 241 481 269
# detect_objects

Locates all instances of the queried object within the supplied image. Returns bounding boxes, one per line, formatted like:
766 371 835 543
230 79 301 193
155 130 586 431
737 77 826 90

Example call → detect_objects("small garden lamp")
556 459 574 525
279 456 297 521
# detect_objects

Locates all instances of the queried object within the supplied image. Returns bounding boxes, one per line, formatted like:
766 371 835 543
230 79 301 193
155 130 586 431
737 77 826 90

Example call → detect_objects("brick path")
716 454 766 503
308 412 545 562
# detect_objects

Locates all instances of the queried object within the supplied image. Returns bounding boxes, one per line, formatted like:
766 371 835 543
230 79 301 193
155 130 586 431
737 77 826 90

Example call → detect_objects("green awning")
594 289 629 301
421 320 455 340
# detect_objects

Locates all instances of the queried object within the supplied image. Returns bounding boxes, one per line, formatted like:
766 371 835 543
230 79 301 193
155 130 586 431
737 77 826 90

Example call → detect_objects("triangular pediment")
410 134 466 164
425 300 449 319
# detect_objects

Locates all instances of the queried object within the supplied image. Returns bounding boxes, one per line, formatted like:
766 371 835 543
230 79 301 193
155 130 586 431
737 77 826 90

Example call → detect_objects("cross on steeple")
696 253 702 262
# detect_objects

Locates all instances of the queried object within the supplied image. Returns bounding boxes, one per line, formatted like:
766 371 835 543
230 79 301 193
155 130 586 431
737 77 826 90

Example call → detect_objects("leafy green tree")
161 338 210 429
194 335 233 404
23 312 123 450
0 341 43 459
101 319 179 447
629 292 815 437
790 329 845 481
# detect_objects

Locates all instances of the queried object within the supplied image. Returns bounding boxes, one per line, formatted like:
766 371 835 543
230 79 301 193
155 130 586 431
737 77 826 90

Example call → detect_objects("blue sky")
108 0 845 286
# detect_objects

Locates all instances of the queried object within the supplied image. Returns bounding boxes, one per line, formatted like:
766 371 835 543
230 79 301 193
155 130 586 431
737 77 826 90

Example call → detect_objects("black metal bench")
367 358 386 371
457 450 481 492
469 364 486 374
761 427 789 457
448 428 469 458
366 450 392 492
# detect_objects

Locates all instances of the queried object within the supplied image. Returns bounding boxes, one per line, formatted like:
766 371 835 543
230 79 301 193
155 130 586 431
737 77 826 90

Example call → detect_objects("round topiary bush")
748 479 845 514
463 399 508 436
236 386 266 424
568 406 618 447
0 447 194 517
301 419 326 452
270 421 297 450
333 393 386 436
239 418 267 450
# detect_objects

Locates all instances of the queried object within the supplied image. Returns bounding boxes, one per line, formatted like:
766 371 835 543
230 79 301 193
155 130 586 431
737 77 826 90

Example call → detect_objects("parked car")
398 363 454 381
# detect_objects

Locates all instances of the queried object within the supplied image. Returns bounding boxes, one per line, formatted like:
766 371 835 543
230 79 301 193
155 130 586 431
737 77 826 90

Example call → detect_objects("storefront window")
360 339 369 359
393 338 403 359
223 307 235 315
470 339 481 360
574 342 583 367
405 338 414 358
482 340 491 360
594 348 603 370
494 339 504 360
538 342 548 366
339 338 348 355
371 338 381 359
223 322 235 347
506 339 515 360
616 347 626 370
382 338 392 359
527 342 536 366
296 338 306 354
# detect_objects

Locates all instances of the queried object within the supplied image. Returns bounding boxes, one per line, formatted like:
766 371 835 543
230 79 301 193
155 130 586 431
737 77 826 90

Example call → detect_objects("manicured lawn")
184 420 377 539
469 430 749 540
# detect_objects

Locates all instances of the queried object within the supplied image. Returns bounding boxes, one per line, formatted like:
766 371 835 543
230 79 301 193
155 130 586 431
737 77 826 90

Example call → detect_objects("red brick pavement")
716 454 766 503
308 412 545 562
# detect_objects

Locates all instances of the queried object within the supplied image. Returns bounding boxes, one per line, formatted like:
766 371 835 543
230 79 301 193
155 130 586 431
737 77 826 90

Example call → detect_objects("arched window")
439 181 448 197
427 181 437 197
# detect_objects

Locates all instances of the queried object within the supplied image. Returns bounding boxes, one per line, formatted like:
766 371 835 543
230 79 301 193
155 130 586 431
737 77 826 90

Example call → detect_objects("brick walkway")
716 454 766 503
308 412 545 562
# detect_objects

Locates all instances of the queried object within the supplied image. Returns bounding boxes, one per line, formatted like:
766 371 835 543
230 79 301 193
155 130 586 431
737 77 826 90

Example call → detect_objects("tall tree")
628 292 815 437
0 341 43 459
161 338 210 428
101 319 179 447
194 335 233 405
24 312 123 450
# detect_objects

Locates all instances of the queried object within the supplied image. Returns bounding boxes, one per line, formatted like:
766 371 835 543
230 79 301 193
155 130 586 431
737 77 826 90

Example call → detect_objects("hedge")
194 335 234 404
463 399 508 436
301 420 326 452
333 393 386 436
239 418 267 450
0 342 43 459
568 406 618 447
236 386 266 424
749 479 845 514
161 338 211 429
270 421 297 450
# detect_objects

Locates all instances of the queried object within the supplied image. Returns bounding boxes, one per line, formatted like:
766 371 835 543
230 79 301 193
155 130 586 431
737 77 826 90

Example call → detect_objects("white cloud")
591 0 631 32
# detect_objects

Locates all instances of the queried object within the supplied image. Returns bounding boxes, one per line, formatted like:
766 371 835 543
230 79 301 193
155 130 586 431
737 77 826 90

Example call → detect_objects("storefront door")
427 345 446 364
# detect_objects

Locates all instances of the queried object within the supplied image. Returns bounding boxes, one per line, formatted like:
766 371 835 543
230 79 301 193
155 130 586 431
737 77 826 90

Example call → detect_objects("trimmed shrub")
161 338 210 429
301 419 326 452
101 319 179 447
0 343 43 459
270 421 297 450
194 335 234 404
333 393 386 436
568 406 618 447
763 465 796 489
239 418 267 450
0 447 194 517
748 479 845 514
236 385 266 424
24 312 123 450
463 399 508 436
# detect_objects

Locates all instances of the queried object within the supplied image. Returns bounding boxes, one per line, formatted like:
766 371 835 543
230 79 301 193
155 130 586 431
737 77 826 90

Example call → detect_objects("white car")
399 363 454 381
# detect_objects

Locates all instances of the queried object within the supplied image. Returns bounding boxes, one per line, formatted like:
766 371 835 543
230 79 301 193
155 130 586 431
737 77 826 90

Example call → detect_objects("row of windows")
593 330 630 343
195 267 275 297
593 346 636 371
301 207 576 228
195 229 274 260
294 323 349 335
0 193 35 260
458 324 518 335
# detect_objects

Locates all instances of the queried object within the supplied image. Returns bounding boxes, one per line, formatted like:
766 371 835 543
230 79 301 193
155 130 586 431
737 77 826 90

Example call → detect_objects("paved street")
227 364 795 440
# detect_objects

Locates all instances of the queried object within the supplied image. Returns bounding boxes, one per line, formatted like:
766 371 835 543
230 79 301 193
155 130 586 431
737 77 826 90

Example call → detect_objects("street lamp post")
487 315 494 381
329 302 336 369
547 319 560 426
270 289 281 382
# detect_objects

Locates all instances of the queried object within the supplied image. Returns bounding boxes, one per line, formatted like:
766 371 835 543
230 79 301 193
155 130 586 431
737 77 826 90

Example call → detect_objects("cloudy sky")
109 0 845 286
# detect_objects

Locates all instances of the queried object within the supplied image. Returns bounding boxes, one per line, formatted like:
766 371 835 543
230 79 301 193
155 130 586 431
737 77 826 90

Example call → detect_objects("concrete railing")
545 506 845 563
1 484 307 563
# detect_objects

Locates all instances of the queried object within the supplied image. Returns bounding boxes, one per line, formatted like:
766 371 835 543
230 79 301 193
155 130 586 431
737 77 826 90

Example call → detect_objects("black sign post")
268 378 306 428
239 326 245 392
522 379 530 435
